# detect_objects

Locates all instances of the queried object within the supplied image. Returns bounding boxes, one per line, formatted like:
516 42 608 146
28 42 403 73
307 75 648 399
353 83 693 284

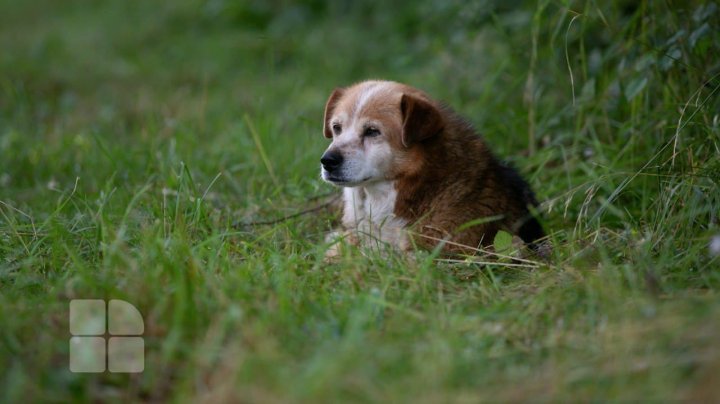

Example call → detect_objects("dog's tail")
496 160 549 255
518 216 546 253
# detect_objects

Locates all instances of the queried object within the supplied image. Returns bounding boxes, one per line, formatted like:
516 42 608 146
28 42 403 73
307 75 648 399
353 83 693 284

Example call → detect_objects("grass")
1 0 719 401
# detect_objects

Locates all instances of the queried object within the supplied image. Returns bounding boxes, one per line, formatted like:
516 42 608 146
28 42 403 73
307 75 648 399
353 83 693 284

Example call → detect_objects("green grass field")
1 0 719 401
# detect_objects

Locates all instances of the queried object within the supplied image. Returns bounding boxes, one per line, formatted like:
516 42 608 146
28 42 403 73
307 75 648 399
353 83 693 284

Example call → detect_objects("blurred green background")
1 0 719 401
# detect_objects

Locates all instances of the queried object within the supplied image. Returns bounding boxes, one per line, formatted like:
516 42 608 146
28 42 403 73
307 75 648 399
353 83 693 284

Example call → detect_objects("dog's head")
320 80 445 187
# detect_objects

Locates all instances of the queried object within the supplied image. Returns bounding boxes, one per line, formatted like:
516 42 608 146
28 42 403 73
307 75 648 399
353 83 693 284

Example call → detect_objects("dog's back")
393 106 545 253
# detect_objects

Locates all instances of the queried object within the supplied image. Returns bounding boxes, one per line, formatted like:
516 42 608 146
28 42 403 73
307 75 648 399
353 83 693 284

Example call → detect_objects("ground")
1 0 719 401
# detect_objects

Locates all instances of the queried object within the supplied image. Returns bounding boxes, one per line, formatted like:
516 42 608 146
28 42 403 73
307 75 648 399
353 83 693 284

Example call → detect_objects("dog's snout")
321 150 344 171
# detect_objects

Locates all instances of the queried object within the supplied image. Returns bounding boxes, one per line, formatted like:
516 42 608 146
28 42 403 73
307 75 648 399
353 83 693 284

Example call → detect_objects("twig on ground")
233 193 341 228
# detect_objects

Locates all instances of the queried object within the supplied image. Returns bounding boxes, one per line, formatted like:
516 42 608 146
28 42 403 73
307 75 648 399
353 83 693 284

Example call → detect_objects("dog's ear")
323 88 345 139
400 93 444 147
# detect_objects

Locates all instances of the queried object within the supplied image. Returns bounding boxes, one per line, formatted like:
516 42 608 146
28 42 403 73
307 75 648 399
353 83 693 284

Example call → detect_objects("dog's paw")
323 243 342 263
322 230 359 263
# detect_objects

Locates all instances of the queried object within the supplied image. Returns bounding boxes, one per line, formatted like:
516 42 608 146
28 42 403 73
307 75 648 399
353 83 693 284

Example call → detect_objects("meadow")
1 0 719 401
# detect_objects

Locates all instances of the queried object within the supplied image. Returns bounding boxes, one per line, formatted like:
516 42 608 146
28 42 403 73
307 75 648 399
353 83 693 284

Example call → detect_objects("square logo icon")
69 337 106 373
69 299 144 373
108 337 144 373
69 300 105 336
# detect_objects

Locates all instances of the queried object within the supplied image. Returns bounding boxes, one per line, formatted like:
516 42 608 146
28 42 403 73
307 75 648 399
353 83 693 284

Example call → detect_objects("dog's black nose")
321 150 343 171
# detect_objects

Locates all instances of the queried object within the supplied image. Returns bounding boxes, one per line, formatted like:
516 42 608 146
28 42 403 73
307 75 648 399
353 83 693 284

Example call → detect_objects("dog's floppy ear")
400 93 444 147
323 88 345 139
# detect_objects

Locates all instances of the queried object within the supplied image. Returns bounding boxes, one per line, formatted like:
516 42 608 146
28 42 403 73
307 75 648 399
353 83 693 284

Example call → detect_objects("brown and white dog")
320 80 545 257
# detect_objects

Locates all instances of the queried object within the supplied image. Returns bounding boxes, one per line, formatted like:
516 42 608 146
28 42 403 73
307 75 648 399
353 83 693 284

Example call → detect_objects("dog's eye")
332 123 342 135
363 127 381 137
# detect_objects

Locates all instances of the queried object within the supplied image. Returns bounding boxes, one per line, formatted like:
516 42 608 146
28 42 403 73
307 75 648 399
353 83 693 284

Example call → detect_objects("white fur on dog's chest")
342 182 409 250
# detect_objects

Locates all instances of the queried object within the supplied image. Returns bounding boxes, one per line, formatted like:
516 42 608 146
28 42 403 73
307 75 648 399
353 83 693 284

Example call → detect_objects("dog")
320 80 546 257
